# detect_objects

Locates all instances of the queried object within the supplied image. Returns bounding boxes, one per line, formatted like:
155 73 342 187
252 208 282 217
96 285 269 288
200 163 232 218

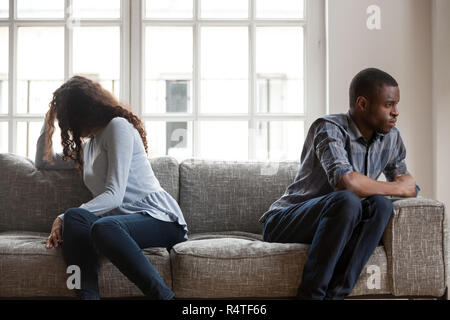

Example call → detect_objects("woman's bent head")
44 76 148 174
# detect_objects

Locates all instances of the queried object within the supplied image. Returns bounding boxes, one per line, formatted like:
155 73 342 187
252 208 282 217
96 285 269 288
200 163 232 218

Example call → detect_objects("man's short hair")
349 68 398 109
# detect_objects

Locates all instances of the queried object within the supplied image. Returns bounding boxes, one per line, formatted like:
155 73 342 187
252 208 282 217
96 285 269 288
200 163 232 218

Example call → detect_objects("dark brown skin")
46 217 62 249
336 85 417 198
351 85 400 141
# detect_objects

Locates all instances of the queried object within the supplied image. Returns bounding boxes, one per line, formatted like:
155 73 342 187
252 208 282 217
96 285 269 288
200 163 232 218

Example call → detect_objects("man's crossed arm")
336 172 417 198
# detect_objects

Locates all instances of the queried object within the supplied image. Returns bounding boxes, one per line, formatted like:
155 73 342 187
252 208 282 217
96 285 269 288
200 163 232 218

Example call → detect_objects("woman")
35 76 188 300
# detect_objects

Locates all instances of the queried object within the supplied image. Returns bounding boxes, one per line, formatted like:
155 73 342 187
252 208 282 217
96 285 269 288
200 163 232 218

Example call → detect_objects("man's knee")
368 194 393 209
334 190 361 206
262 213 279 242
365 195 394 220
329 190 362 222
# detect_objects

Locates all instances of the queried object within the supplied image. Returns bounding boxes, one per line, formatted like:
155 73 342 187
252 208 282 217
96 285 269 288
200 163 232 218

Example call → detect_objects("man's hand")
394 174 417 198
46 217 63 249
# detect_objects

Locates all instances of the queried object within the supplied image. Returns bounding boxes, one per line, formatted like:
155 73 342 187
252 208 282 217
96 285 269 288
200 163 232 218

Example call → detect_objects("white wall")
432 1 450 290
327 0 434 198
433 0 450 206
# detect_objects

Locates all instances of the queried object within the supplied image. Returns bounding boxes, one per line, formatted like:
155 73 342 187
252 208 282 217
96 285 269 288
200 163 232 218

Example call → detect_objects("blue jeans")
263 190 393 300
61 208 187 300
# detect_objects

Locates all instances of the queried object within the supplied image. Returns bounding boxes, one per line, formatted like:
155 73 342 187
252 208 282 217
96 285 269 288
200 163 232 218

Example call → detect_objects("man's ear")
356 96 369 112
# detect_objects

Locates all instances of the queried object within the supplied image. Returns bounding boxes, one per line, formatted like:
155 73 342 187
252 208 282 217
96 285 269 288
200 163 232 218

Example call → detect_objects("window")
0 0 129 158
1 0 325 163
0 0 8 18
135 0 326 162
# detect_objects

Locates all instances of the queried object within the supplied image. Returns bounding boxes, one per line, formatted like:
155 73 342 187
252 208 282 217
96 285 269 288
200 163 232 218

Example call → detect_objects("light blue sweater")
35 117 188 239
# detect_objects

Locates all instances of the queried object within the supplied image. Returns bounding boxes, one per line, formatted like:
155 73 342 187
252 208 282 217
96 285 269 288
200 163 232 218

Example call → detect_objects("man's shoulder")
310 113 350 136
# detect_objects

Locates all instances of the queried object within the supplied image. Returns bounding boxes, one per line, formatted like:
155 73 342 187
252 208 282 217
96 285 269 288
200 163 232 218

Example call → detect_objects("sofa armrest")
382 198 448 297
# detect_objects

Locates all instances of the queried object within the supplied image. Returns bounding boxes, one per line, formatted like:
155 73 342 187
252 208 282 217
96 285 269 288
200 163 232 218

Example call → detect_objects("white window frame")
0 0 131 156
130 0 326 161
1 0 325 160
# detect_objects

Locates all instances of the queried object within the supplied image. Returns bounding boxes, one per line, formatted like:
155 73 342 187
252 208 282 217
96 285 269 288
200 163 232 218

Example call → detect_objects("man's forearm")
337 172 415 198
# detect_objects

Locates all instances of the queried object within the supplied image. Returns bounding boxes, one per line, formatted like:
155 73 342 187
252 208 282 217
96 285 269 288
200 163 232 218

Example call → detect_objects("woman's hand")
46 217 63 249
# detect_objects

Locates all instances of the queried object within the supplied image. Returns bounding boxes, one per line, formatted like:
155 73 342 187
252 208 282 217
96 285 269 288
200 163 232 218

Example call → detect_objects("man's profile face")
366 85 400 134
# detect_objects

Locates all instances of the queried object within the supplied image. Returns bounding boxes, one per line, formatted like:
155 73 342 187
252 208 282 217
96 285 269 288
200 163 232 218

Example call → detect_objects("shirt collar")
346 112 385 144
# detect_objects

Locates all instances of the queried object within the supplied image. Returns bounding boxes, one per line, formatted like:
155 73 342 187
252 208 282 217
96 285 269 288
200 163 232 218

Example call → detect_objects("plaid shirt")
259 112 415 224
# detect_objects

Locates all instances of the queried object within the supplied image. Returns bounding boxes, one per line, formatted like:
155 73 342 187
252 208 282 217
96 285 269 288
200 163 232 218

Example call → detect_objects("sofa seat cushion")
171 233 391 298
0 231 172 298
171 233 307 298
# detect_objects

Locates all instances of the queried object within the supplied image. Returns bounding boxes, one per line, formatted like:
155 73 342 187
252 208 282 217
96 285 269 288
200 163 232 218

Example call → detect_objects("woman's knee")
61 209 98 260
90 217 122 242
367 194 393 209
63 208 82 221
63 208 91 233
63 208 93 223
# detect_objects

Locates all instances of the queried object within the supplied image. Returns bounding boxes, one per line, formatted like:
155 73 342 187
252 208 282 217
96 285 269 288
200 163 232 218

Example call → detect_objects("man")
259 68 418 300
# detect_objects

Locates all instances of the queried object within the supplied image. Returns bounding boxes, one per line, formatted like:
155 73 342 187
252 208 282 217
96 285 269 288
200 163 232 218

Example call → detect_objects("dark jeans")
263 190 393 300
61 208 187 300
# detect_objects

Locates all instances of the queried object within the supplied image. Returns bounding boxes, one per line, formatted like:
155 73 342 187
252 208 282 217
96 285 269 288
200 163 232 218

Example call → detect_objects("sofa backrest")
179 159 299 235
0 153 179 233
0 153 299 235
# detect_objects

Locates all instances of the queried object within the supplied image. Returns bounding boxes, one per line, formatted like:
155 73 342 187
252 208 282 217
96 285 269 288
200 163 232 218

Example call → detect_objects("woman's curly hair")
43 76 149 176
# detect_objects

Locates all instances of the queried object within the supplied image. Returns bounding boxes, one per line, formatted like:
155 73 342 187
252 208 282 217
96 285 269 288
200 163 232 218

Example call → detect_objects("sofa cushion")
0 231 172 298
0 154 179 233
171 236 306 298
0 154 91 233
170 233 391 298
149 156 180 203
179 159 299 234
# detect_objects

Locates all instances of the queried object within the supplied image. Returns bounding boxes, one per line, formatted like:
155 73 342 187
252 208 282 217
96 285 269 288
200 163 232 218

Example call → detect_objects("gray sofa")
0 153 448 299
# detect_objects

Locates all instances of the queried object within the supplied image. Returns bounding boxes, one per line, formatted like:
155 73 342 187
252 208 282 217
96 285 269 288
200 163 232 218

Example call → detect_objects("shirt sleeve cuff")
330 165 354 189
415 185 421 197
